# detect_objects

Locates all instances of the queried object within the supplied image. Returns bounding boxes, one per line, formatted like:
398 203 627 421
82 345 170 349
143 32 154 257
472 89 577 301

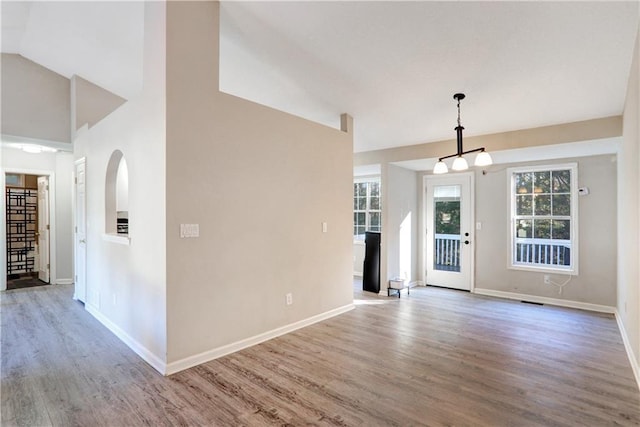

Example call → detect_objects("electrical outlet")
286 293 293 305
543 275 550 284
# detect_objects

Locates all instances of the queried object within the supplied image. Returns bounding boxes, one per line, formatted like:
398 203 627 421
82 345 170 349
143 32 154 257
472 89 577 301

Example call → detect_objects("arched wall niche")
105 150 129 235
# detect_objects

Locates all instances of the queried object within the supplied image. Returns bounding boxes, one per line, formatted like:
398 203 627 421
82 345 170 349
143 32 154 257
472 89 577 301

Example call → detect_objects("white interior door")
37 176 50 283
74 159 87 302
425 173 473 290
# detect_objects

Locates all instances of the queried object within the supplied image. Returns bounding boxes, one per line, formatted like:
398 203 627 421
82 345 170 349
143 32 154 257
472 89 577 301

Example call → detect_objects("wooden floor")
2 283 639 426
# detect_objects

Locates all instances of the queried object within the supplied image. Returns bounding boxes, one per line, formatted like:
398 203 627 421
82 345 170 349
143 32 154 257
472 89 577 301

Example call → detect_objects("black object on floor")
6 275 49 290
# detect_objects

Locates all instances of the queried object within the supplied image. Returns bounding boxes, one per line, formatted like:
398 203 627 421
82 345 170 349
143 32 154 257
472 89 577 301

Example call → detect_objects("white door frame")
73 157 87 302
0 168 57 291
37 176 50 283
422 172 475 291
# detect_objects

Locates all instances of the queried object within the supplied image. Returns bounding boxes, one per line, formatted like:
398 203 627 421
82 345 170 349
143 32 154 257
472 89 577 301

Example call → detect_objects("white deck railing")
435 233 461 270
435 235 572 269
515 238 571 267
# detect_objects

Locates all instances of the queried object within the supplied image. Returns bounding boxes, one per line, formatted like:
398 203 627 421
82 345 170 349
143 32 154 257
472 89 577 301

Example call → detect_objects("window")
509 164 577 273
354 178 381 240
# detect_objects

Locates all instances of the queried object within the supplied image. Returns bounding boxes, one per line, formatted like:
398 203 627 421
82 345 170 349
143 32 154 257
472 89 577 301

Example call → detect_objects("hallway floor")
5 274 49 290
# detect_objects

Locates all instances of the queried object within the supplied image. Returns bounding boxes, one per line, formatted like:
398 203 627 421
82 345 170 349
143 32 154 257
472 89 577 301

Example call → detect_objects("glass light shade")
433 161 448 174
474 151 493 167
451 156 469 171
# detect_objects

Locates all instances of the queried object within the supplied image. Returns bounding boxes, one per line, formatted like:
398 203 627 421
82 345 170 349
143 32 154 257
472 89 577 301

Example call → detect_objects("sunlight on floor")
353 299 391 306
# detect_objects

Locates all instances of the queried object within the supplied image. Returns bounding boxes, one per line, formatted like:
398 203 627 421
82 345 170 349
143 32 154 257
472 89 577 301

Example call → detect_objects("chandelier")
433 93 492 174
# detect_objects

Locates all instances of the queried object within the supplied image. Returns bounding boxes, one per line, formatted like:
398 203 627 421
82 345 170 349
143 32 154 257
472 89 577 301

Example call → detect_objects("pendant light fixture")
433 93 492 174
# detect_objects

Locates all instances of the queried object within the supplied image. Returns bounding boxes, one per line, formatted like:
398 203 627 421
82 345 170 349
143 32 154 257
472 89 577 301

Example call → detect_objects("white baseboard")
85 304 167 374
55 278 73 285
614 309 640 391
473 288 615 314
165 303 355 376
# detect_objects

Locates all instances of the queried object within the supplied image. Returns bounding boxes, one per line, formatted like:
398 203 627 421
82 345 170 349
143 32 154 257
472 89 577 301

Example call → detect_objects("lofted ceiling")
1 1 144 100
2 1 638 153
219 1 639 152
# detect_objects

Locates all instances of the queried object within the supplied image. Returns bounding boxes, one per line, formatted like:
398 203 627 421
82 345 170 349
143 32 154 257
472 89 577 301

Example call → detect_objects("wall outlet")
286 293 293 305
543 275 551 284
180 224 200 238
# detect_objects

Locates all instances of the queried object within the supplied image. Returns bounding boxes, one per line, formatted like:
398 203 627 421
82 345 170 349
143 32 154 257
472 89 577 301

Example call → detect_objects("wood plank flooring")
2 282 639 426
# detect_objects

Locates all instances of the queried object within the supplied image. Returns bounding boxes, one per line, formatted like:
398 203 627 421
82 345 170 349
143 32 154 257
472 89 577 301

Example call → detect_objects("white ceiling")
220 1 638 152
2 1 638 154
1 1 144 100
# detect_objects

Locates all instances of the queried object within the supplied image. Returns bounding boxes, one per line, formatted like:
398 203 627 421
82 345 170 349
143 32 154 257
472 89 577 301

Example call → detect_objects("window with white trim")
354 178 381 241
509 164 577 273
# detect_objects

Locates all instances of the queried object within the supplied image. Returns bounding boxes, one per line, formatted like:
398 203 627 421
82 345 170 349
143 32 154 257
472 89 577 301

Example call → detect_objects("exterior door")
37 176 50 283
74 158 87 302
425 173 473 290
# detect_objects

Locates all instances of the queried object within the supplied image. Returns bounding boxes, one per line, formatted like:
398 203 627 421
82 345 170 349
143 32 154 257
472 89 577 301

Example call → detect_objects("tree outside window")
510 165 577 273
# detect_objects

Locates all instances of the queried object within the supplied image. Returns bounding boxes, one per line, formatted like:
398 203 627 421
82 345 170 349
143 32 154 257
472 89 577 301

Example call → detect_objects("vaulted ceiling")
2 1 638 153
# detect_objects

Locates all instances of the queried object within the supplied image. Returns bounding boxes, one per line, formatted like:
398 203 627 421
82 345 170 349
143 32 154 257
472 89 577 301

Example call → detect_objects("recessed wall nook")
104 150 130 245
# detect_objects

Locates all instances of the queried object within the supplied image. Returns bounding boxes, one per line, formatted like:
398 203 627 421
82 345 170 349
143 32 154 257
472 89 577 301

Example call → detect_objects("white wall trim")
102 233 131 245
56 278 74 285
614 309 640 391
473 288 615 313
86 304 167 374
165 303 355 376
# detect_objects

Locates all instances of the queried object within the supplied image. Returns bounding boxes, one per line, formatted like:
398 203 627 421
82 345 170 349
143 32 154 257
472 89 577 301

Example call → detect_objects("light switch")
476 222 482 230
322 222 328 233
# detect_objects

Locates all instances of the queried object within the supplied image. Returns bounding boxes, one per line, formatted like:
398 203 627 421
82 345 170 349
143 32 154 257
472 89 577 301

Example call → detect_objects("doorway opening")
5 173 51 290
424 173 474 291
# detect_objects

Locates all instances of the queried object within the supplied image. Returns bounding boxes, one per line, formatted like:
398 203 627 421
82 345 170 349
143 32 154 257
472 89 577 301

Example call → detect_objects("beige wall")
165 2 353 366
355 116 621 166
475 155 617 306
72 75 126 134
73 2 167 369
1 54 71 144
618 24 640 374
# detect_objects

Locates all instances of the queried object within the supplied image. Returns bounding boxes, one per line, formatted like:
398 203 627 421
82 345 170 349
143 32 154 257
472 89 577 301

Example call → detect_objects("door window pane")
433 185 461 273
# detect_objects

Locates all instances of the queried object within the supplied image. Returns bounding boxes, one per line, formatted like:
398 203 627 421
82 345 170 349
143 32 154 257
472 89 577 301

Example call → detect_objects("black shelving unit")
6 188 37 277
363 231 381 293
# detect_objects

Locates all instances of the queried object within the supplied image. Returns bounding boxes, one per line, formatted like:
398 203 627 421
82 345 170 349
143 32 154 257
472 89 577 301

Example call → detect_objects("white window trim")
353 175 381 243
102 233 131 245
507 163 579 275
